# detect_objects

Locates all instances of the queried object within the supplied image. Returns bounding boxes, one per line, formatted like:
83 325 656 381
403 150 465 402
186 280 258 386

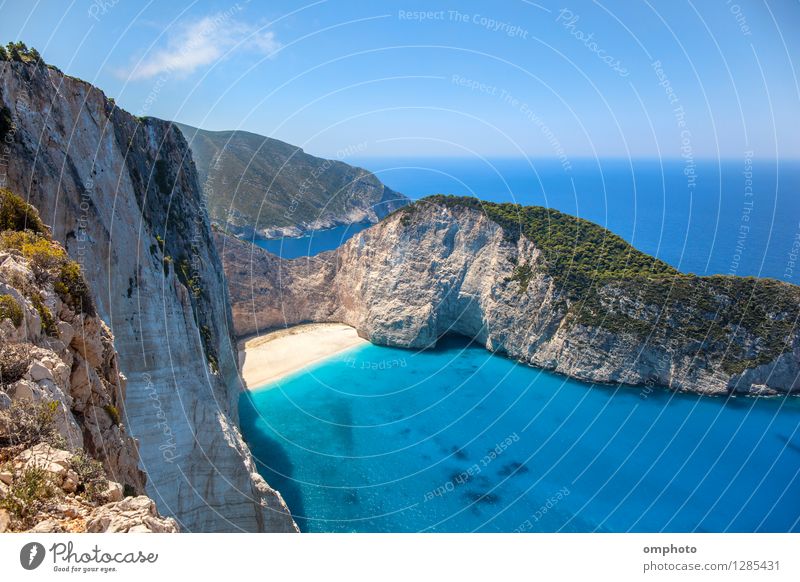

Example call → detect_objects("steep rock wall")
0 60 296 531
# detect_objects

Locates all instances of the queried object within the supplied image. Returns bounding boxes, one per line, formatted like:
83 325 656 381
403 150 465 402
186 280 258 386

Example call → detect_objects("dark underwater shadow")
239 393 309 530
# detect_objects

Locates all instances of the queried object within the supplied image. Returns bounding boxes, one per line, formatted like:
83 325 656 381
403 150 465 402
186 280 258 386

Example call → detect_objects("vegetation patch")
103 404 121 426
0 189 47 235
0 465 58 529
1 42 43 65
27 291 57 336
0 400 62 449
0 342 31 386
71 449 108 502
0 294 23 326
508 262 534 293
53 260 94 315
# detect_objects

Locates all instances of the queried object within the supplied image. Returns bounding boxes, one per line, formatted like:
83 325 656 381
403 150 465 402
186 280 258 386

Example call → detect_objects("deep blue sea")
241 158 800 532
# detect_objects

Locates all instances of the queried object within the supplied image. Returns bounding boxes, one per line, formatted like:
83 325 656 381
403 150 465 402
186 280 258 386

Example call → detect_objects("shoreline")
238 323 369 389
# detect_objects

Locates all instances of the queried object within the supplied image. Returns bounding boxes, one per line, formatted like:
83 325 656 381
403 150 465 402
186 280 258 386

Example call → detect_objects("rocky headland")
219 195 800 396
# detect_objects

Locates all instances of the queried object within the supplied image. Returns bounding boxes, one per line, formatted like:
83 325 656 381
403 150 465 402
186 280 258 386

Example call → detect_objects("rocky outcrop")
0 240 142 488
219 198 800 396
175 122 409 238
0 231 175 532
0 58 296 531
86 496 179 533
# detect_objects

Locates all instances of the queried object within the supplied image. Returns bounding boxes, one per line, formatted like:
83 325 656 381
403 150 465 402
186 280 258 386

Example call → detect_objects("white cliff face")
220 203 800 396
0 61 296 531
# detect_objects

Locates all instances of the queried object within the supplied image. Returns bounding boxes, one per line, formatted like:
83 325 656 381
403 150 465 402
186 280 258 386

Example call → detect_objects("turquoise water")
241 158 800 531
239 337 800 533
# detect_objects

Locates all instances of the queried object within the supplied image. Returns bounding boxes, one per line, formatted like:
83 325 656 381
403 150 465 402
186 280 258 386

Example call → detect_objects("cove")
239 336 800 532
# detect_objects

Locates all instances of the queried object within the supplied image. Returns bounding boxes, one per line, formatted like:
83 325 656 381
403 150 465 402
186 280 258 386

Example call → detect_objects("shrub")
0 231 65 285
0 294 23 326
0 342 31 385
509 262 534 293
0 464 58 529
0 189 47 234
103 404 120 426
162 254 172 276
71 450 107 502
53 260 94 315
0 400 61 449
27 291 57 336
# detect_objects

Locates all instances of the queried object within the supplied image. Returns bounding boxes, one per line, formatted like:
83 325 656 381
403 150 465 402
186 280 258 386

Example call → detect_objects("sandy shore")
238 323 369 389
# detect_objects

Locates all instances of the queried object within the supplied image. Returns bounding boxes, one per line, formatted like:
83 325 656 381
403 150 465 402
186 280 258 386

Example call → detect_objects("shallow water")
239 336 800 532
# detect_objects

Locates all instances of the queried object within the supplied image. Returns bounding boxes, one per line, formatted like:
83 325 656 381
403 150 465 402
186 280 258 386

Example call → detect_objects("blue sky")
1 0 798 159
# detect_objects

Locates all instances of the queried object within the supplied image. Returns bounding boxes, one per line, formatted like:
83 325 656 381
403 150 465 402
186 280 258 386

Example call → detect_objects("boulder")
86 496 179 533
28 518 64 533
105 480 124 502
28 361 54 383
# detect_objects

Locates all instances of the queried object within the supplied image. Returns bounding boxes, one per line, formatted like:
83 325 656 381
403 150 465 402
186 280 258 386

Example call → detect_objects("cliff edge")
0 55 296 531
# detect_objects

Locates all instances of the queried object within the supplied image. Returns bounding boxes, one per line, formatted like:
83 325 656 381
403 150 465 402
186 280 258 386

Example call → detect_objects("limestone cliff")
0 198 176 532
0 57 296 531
219 196 800 396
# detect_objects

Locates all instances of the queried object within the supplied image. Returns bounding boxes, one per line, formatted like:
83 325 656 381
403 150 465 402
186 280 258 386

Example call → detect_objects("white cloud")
128 12 280 80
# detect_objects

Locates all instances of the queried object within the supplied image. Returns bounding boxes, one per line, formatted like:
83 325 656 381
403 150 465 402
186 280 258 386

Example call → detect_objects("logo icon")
20 542 46 570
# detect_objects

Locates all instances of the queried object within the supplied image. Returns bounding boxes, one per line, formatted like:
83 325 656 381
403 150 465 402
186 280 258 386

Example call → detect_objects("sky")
0 0 798 159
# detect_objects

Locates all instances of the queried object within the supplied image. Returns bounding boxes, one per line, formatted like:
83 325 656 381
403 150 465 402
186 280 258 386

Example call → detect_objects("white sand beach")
238 323 369 389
